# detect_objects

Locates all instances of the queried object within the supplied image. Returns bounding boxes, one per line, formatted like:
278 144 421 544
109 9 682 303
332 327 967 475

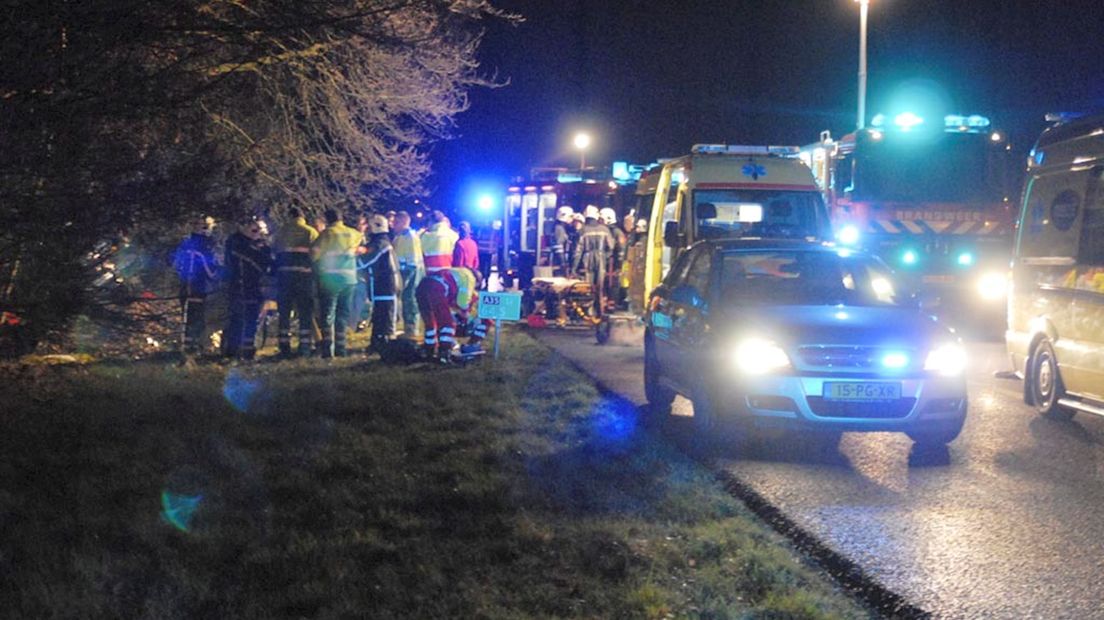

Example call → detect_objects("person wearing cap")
357 214 400 353
172 215 220 355
392 211 424 338
223 218 274 360
572 205 615 317
312 209 363 358
421 210 458 273
452 221 479 272
273 206 319 357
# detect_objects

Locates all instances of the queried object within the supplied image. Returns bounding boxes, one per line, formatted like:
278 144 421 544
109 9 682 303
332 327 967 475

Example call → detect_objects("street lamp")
573 132 591 170
856 0 871 130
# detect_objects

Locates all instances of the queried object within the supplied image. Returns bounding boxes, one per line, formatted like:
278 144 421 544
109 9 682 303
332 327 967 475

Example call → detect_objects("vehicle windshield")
855 132 1003 203
721 250 902 307
694 189 827 240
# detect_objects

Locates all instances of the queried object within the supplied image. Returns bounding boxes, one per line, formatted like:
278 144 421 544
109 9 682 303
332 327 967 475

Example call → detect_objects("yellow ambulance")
1007 113 1104 419
624 144 831 314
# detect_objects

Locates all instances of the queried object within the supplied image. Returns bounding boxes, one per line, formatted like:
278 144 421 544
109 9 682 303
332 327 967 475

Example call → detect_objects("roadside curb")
531 329 930 619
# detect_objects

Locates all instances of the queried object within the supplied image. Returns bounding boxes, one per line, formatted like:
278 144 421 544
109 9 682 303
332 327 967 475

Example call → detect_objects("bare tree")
0 0 512 354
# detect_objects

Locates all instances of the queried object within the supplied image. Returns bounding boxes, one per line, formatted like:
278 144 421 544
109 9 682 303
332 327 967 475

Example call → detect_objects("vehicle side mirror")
697 202 717 220
663 221 684 248
671 285 706 309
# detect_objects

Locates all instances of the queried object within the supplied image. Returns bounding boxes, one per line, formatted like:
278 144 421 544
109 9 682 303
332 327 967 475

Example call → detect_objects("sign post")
477 291 523 359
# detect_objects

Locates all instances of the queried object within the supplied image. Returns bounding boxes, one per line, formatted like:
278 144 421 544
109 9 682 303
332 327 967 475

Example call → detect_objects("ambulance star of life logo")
742 163 767 180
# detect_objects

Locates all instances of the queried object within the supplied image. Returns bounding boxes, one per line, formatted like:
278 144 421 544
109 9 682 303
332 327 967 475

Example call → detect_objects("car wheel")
907 422 964 446
643 335 675 421
1029 339 1074 421
692 383 743 454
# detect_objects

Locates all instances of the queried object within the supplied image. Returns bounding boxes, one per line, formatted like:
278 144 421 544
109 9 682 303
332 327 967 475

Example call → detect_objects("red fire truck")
800 112 1016 327
502 165 641 288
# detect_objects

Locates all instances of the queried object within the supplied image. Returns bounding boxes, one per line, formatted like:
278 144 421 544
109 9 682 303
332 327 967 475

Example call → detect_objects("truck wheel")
1029 339 1074 420
644 335 675 420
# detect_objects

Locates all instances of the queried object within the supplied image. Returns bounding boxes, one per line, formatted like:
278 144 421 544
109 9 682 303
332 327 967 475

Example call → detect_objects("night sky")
432 0 1104 213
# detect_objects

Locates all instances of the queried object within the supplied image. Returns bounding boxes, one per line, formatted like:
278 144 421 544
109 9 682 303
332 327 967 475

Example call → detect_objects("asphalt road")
534 326 1104 619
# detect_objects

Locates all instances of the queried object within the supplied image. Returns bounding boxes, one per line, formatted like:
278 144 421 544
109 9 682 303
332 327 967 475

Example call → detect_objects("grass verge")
0 329 867 618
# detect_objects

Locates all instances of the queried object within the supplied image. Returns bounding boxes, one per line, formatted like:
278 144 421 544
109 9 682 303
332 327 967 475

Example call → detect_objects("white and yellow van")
624 144 831 314
1008 113 1104 418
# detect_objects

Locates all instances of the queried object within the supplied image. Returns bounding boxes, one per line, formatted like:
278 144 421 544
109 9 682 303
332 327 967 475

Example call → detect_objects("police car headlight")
977 271 1008 301
733 338 791 374
924 343 967 376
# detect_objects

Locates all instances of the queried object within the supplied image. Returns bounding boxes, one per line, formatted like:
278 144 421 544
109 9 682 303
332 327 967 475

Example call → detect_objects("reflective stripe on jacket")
422 223 458 272
275 217 319 273
312 221 362 288
393 228 425 273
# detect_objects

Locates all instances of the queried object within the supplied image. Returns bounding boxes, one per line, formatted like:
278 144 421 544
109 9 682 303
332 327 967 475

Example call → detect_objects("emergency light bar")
944 114 990 129
691 144 800 156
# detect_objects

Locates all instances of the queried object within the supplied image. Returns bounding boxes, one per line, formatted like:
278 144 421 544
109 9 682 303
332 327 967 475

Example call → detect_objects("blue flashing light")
882 352 909 369
902 250 918 265
612 161 631 182
477 194 495 212
870 113 886 128
837 225 860 246
957 252 974 266
894 112 924 130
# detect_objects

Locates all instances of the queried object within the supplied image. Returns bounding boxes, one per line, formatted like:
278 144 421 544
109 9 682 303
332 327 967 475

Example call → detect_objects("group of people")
550 205 631 315
172 207 489 363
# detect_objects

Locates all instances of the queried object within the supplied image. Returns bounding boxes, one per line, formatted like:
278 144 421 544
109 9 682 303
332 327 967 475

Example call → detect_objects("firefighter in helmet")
223 218 273 360
357 214 400 353
600 207 628 307
572 205 615 316
551 206 574 275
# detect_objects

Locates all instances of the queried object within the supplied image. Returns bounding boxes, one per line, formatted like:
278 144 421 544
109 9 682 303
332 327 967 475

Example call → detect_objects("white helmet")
556 206 574 223
369 214 389 234
599 207 617 226
584 205 600 220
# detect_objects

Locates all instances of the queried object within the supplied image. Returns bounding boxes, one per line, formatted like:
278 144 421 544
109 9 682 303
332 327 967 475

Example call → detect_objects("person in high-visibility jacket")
392 211 424 338
172 215 220 355
273 206 318 357
312 209 363 358
357 214 399 353
415 266 488 362
421 210 458 274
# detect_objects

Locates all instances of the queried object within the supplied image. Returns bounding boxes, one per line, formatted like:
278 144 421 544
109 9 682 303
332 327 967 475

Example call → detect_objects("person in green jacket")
274 206 319 357
312 209 363 358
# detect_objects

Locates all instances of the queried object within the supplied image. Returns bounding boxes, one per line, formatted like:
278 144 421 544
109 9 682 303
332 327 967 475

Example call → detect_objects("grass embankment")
0 330 866 618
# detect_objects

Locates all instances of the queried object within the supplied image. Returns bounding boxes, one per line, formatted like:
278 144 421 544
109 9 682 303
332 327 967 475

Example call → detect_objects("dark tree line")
0 0 510 354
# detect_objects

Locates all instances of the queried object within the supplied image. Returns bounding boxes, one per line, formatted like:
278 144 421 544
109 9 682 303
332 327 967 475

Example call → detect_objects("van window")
693 189 827 240
1017 171 1084 259
1078 167 1104 265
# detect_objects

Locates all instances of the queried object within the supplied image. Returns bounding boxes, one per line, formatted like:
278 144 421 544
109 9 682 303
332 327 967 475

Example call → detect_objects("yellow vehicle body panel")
1008 116 1104 402
635 150 821 311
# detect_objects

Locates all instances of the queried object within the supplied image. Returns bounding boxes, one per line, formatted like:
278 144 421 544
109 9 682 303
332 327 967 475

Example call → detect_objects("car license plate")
823 382 901 401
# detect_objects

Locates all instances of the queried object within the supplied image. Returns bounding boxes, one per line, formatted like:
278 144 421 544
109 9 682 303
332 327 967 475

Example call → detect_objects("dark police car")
643 239 968 446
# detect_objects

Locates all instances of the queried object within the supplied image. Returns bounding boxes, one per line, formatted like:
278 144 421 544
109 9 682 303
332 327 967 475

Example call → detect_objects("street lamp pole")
856 0 870 130
573 132 591 171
